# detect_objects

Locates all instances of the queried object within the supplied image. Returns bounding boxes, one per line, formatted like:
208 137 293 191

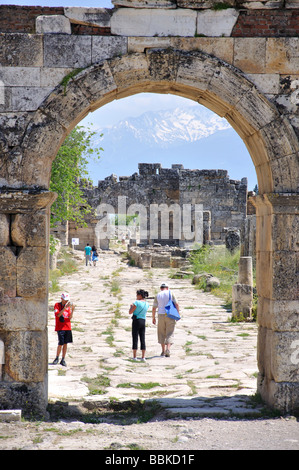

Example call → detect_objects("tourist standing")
129 289 149 362
52 292 75 367
91 245 99 266
152 283 179 357
84 243 92 266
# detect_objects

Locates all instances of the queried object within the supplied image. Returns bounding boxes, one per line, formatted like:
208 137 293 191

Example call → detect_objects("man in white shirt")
152 283 180 357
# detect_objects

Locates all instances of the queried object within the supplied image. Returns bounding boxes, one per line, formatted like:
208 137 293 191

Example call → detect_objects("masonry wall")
72 164 248 248
1 4 299 37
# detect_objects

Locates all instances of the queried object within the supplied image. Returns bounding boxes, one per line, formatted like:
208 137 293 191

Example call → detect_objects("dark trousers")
132 317 146 350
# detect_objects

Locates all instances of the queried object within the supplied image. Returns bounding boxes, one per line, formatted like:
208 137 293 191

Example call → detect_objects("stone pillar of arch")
252 194 299 412
0 191 56 416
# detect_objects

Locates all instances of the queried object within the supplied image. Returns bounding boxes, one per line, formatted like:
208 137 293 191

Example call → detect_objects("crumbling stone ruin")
66 163 248 255
232 256 254 321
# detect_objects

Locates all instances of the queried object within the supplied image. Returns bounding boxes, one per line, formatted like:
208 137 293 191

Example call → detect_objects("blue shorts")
57 330 73 346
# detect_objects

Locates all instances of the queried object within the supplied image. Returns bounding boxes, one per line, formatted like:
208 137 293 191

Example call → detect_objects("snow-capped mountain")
88 105 257 190
95 106 230 148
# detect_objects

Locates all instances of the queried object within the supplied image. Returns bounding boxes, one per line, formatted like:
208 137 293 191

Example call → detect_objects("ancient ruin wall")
67 164 247 249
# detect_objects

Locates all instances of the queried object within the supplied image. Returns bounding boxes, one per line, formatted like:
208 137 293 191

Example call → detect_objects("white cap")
160 283 168 288
61 292 70 301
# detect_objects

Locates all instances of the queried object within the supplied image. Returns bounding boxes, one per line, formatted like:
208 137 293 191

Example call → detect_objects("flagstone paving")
48 249 261 418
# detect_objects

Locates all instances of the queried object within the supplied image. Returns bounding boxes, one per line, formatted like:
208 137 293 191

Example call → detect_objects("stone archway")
0 49 298 415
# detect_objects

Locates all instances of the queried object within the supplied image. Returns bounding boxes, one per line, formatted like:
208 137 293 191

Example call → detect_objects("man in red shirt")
52 292 75 367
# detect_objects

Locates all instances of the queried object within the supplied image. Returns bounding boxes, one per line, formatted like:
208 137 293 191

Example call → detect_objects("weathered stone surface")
234 38 266 73
39 81 91 131
0 381 48 418
0 298 47 331
74 63 117 111
107 53 151 94
235 84 280 132
255 251 271 299
206 275 220 289
36 15 71 34
285 0 299 6
232 283 253 319
113 0 177 7
20 113 66 188
0 410 21 422
8 86 53 113
179 0 236 6
40 67 73 88
271 154 299 193
0 34 43 67
266 38 299 74
128 244 189 268
246 73 279 95
146 48 181 83
0 67 40 87
237 0 283 7
11 212 48 247
272 251 298 301
128 36 234 64
225 228 240 252
0 113 30 162
258 375 299 414
0 191 56 214
92 36 128 63
176 51 216 94
64 7 112 27
258 327 299 383
260 117 299 161
43 35 92 68
197 9 239 37
258 298 299 331
238 256 253 285
17 247 48 298
111 8 197 36
0 214 10 246
0 247 16 297
5 330 47 382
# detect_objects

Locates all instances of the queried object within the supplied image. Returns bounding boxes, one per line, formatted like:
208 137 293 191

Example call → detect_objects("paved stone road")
2 249 299 450
48 249 260 417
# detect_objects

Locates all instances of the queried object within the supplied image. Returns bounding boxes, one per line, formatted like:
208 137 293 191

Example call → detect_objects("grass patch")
110 279 121 296
212 1 232 9
187 380 197 395
183 341 193 355
189 245 257 319
81 374 111 395
117 382 161 390
49 248 78 294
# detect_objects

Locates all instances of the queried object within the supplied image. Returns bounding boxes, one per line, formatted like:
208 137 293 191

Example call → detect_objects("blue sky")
1 0 256 187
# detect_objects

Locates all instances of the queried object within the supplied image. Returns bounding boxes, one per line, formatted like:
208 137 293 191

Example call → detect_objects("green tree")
50 125 102 227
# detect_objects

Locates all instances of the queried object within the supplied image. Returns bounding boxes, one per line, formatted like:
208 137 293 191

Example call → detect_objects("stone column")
0 190 56 417
251 194 299 413
203 211 211 245
232 256 253 320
